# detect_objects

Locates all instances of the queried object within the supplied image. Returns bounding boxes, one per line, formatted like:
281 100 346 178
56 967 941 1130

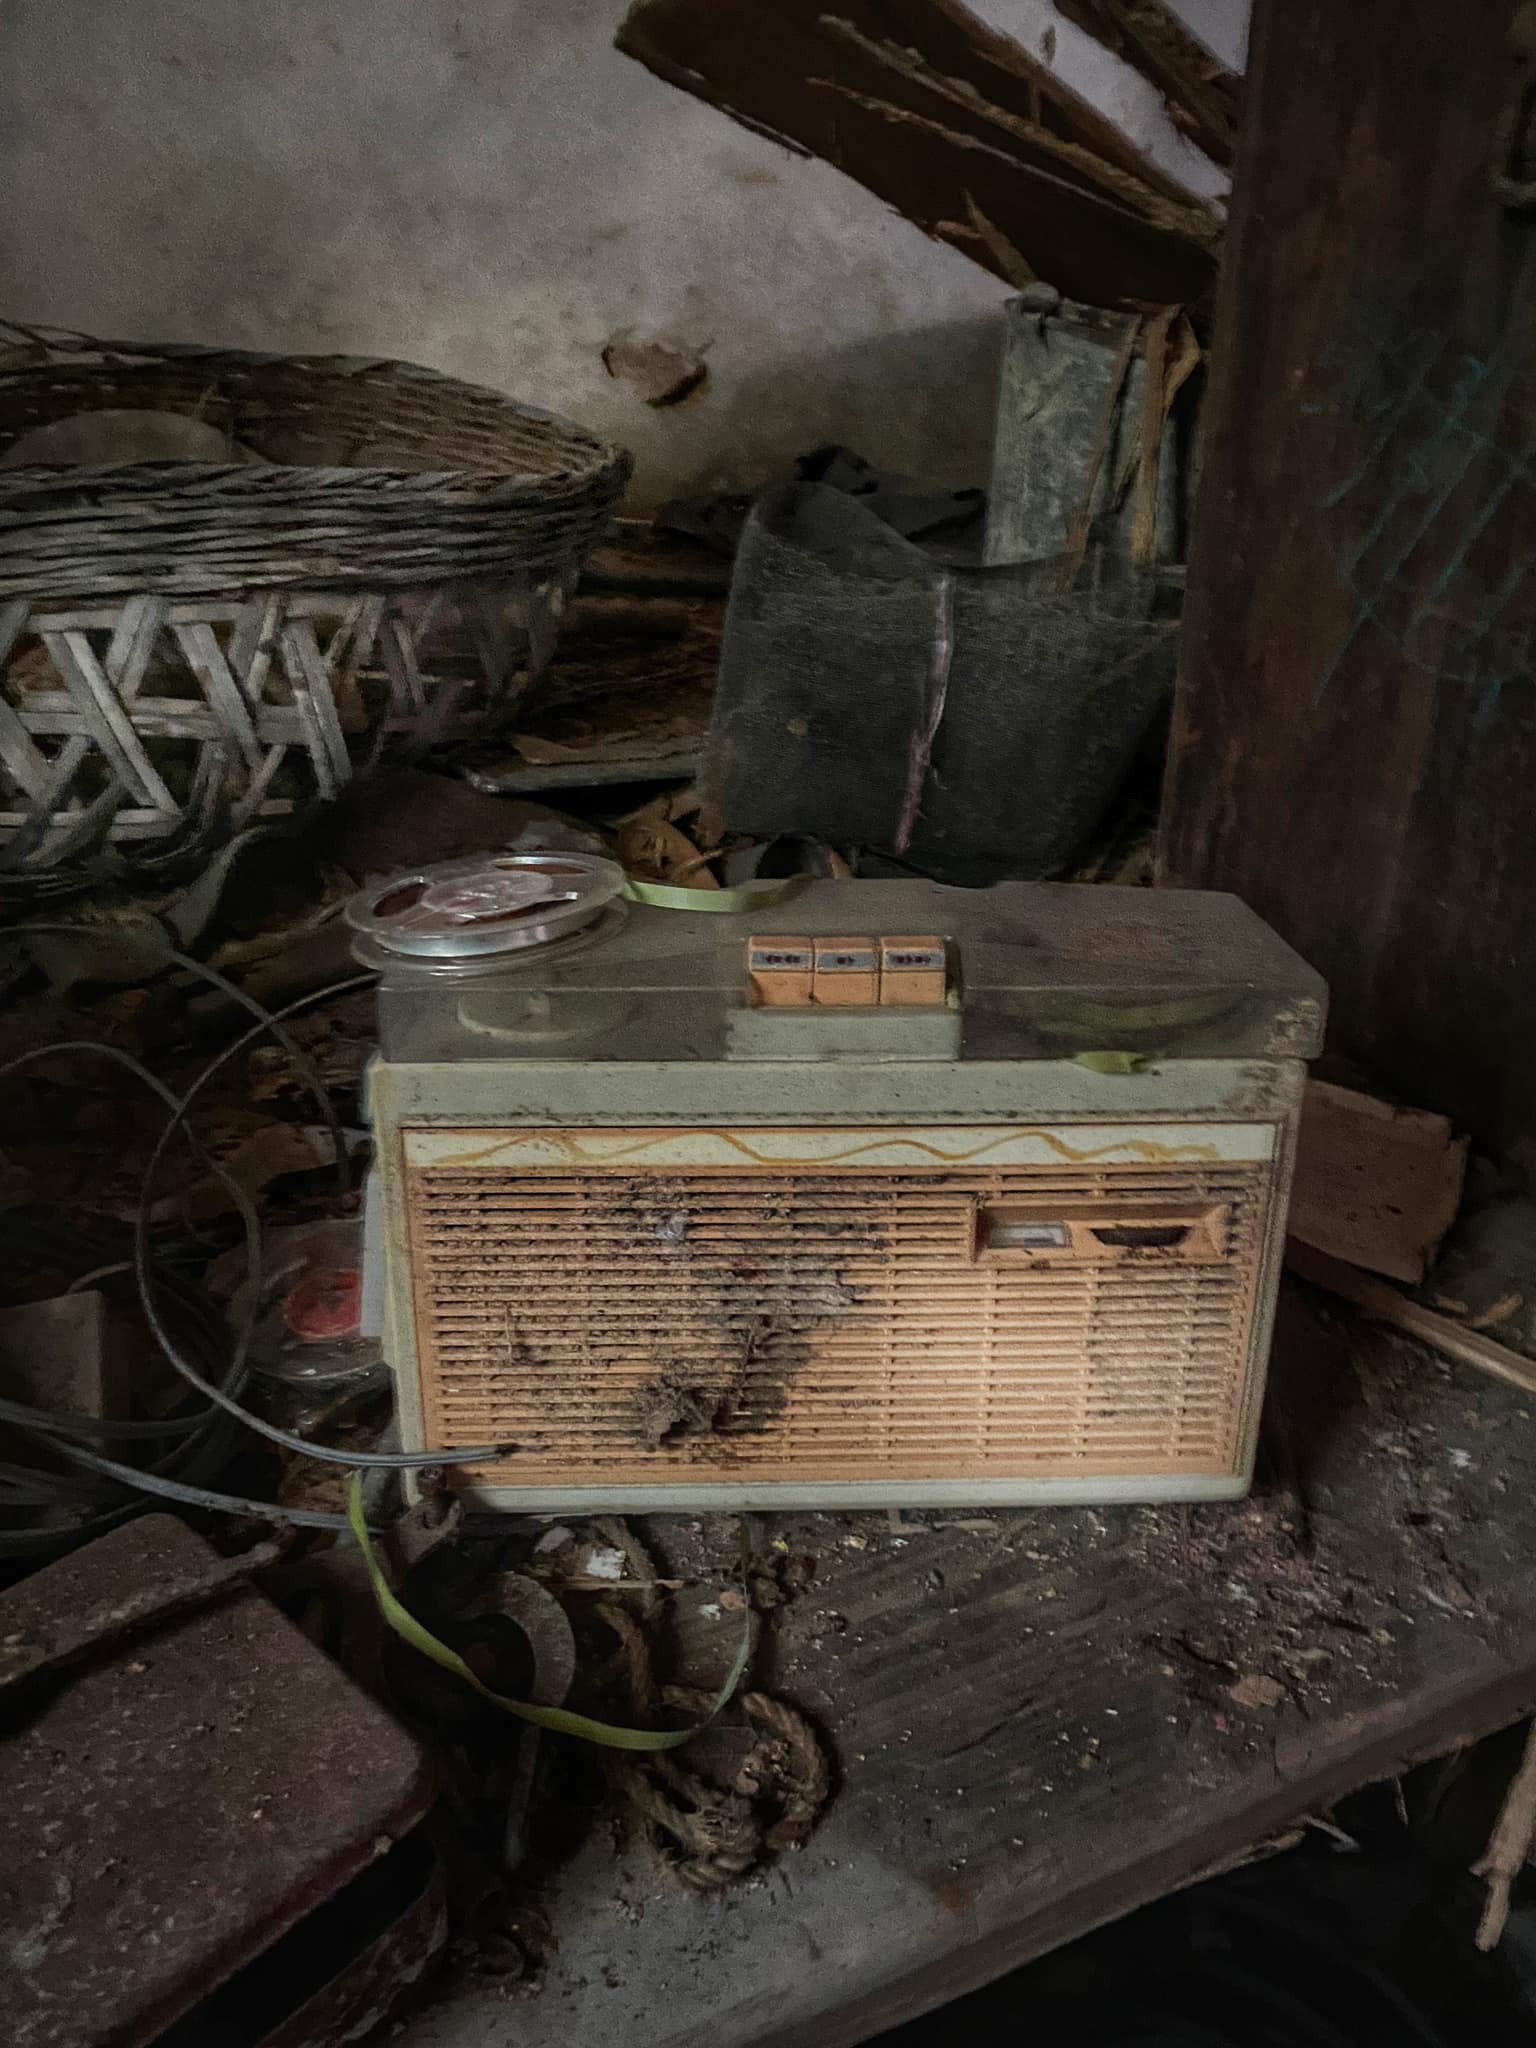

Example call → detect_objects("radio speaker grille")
403 1142 1273 1488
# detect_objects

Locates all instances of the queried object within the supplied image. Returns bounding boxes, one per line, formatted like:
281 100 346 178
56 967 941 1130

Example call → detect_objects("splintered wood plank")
1056 0 1242 166
1291 1080 1468 1285
616 0 1221 308
398 1286 1536 2048
1288 1241 1536 1400
1160 0 1536 1150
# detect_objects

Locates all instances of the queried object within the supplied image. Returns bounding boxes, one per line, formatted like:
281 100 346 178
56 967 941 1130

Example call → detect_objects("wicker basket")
0 335 630 875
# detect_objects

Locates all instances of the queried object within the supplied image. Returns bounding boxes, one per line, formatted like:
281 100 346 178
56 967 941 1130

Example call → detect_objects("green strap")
621 875 805 914
348 1474 749 1751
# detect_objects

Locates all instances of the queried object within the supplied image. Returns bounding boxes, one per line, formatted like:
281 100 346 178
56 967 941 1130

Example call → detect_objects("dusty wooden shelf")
397 1285 1536 2048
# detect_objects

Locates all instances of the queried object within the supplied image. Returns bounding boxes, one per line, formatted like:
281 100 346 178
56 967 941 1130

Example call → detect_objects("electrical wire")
0 1053 262 1549
0 1459 112 1504
0 1392 222 1443
1 1211 234 1442
44 1436 356 1531
0 1206 247 1522
1 939 521 1550
9 923 348 1194
0 1224 245 1550
2 995 507 1481
160 941 350 1196
132 984 512 1469
0 1035 270 1374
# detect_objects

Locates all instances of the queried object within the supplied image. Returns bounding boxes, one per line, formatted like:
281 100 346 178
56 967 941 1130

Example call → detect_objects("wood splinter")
1285 1242 1536 1400
1473 1718 1536 1950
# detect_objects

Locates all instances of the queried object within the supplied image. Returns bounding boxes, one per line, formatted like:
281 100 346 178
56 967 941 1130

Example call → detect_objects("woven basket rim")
0 460 619 501
0 335 627 492
0 332 632 598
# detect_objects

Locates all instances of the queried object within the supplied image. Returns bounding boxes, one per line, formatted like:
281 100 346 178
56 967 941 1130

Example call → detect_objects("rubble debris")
615 787 724 890
9 912 177 993
626 1337 799 1450
1227 1673 1287 1712
601 326 711 407
1287 1241 1536 1400
1291 1080 1469 1285
616 0 1223 309
1465 1291 1525 1332
579 1545 629 1582
517 589 722 718
1474 1717 1536 1950
457 568 722 796
1413 1179 1536 1352
246 990 377 1111
1055 0 1242 167
466 728 703 793
582 520 733 595
954 190 1038 286
189 916 362 1026
613 783 734 890
311 765 606 878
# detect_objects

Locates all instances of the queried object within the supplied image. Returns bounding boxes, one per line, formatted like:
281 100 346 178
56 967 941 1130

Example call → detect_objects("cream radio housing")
357 858 1324 1511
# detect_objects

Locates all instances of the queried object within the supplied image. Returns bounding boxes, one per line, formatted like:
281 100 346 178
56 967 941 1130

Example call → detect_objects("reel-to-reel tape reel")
345 851 626 975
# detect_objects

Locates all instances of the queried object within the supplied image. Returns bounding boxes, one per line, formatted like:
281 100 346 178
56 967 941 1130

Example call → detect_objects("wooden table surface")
399 1286 1536 2048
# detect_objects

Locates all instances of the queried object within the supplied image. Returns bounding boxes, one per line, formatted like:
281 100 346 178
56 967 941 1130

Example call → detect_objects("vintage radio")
353 855 1324 1510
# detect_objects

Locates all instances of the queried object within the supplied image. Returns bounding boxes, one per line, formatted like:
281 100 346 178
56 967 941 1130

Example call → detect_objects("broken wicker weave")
0 334 630 874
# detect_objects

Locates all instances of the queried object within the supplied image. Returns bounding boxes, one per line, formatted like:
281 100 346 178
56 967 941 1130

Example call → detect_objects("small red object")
281 1265 363 1343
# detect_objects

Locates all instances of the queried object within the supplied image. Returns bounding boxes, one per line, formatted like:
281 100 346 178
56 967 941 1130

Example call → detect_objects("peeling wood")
819 13 1228 226
1056 0 1243 167
818 14 1220 237
616 0 1220 309
958 192 1037 285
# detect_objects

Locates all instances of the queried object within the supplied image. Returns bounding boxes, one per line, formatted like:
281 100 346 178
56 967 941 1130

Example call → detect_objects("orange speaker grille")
404 1153 1271 1487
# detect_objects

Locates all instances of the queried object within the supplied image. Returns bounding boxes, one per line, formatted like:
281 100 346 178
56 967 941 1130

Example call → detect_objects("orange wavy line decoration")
423 1126 1228 1169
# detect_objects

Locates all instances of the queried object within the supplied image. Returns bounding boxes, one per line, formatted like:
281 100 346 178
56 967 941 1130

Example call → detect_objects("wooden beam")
1056 0 1242 167
616 0 1221 309
1160 0 1536 1149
